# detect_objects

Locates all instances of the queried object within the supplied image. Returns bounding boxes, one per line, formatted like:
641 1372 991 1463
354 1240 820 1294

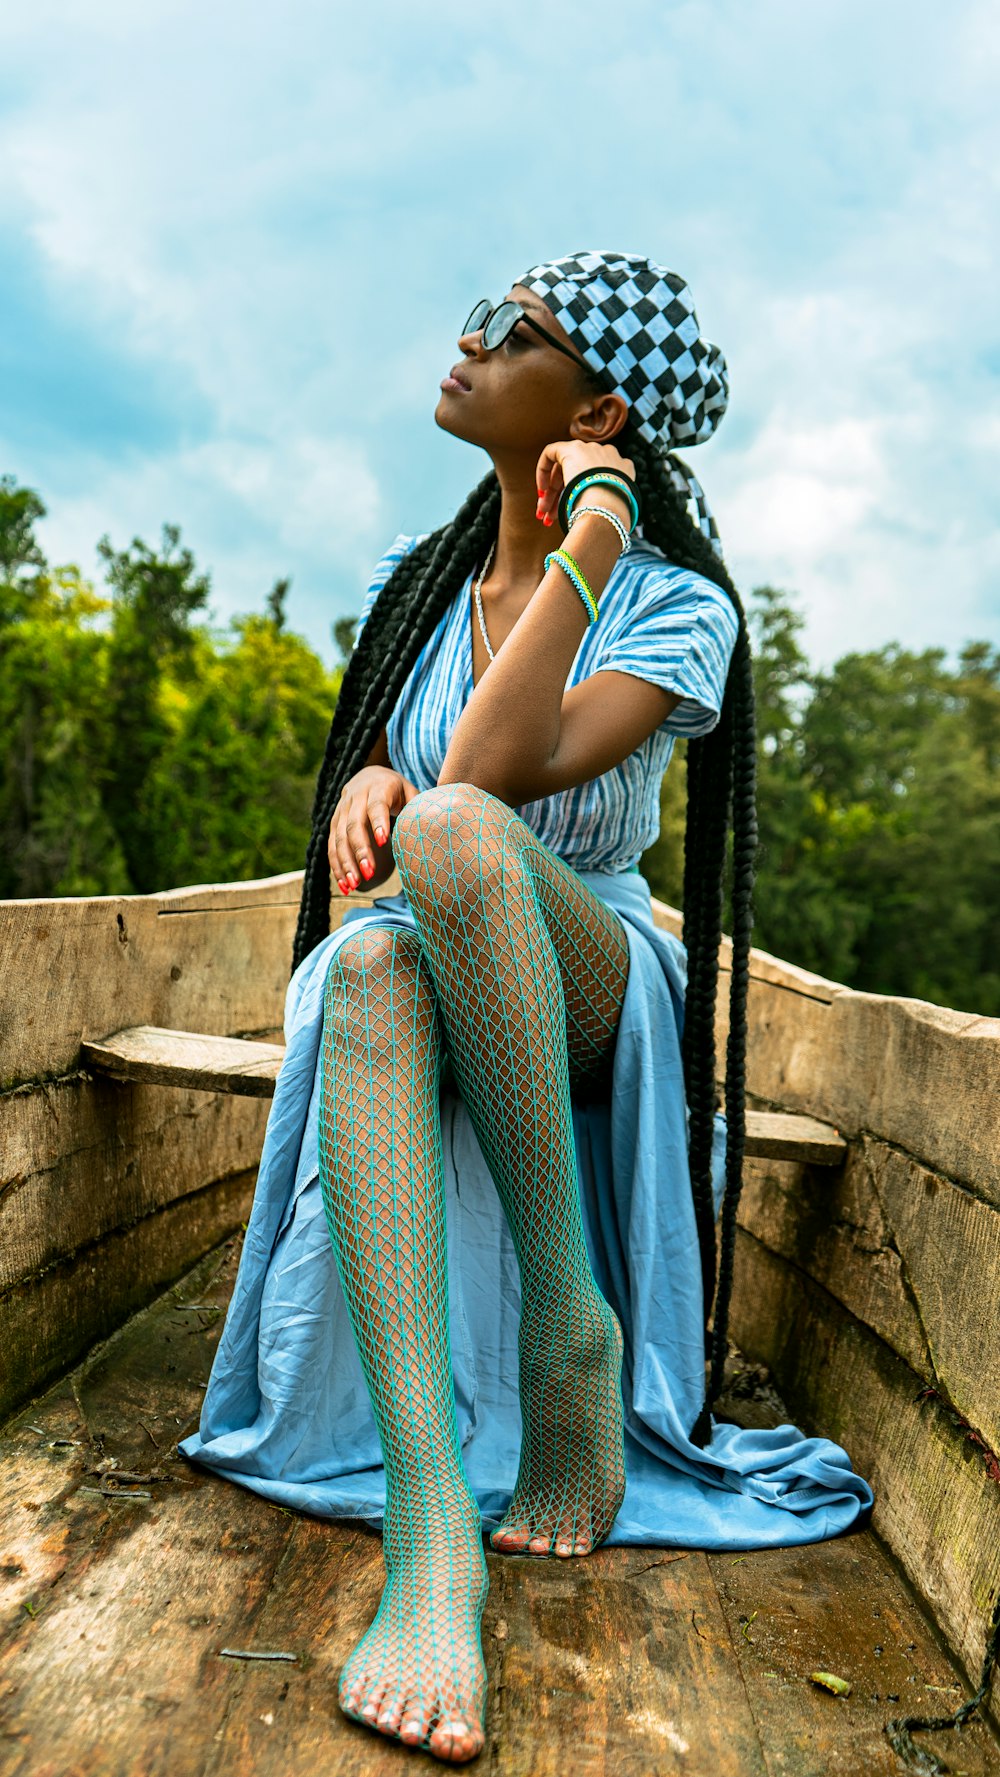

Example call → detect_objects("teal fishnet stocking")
319 925 488 1763
317 782 630 1763
393 782 629 1565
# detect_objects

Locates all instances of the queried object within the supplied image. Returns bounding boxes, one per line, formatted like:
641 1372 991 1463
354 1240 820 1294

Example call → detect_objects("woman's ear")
569 391 630 444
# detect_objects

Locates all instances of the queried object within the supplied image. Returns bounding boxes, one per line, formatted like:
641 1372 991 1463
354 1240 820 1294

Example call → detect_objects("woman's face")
435 283 621 455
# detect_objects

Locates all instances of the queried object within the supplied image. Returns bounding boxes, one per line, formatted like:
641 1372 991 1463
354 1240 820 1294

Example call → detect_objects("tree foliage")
641 586 1000 1015
2 477 997 1015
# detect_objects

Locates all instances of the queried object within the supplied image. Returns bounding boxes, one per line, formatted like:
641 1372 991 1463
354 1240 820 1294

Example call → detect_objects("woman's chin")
433 396 480 442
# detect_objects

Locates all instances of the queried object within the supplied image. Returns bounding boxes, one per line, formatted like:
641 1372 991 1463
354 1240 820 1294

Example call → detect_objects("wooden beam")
742 1110 846 1165
81 1025 286 1098
81 1026 847 1164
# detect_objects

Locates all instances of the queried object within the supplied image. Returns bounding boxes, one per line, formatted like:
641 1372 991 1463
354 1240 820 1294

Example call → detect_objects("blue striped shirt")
352 531 739 872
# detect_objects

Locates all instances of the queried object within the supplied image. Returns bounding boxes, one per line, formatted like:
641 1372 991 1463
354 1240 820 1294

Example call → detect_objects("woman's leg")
318 924 487 1764
391 782 631 1559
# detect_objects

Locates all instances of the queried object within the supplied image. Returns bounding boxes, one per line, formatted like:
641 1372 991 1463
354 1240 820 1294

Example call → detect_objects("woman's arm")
437 504 628 803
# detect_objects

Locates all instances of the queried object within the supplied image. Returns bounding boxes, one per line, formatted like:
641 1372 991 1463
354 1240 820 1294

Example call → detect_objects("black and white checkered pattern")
519 250 728 556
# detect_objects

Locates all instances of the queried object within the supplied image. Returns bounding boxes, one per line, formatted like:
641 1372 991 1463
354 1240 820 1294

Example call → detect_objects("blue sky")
1 0 997 670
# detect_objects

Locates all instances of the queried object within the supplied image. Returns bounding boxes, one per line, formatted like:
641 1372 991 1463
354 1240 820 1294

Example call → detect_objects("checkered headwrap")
518 249 728 557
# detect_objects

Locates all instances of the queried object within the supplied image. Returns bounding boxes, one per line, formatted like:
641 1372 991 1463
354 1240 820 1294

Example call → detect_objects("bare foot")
491 1294 626 1557
338 1497 490 1763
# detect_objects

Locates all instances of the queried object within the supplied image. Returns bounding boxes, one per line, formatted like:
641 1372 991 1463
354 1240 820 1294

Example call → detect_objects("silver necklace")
473 540 498 663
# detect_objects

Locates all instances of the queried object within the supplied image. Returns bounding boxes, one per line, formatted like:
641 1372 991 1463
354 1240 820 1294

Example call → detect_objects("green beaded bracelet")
544 546 600 623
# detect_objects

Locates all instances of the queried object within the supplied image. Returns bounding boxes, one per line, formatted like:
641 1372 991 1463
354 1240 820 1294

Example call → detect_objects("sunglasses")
462 298 590 371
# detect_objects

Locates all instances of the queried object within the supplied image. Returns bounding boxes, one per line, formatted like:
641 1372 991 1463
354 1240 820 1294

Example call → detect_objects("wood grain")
77 1030 848 1165
81 1027 286 1097
3 1233 997 1774
729 1231 1000 1719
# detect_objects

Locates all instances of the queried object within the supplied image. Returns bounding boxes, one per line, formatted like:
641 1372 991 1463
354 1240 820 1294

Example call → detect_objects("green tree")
0 480 129 896
145 614 340 888
0 474 47 625
97 524 211 892
640 587 1000 1016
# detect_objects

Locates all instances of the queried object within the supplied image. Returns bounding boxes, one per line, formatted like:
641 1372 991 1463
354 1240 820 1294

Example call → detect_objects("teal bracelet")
544 546 600 624
565 472 640 532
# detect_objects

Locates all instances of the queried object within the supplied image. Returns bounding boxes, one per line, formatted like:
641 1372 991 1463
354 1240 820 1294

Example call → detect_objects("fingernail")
374 826 385 843
347 872 359 889
338 880 348 895
360 858 374 879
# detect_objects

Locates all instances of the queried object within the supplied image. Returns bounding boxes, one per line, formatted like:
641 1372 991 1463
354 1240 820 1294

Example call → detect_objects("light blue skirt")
178 868 873 1547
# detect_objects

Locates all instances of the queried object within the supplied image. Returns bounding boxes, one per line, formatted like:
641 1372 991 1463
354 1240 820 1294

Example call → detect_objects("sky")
1 0 997 672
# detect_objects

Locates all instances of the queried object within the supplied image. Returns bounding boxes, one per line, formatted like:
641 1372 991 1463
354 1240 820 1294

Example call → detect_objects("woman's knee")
392 782 511 902
324 924 427 1005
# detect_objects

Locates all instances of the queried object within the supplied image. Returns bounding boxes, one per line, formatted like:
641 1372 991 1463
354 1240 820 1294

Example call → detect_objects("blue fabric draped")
178 867 873 1548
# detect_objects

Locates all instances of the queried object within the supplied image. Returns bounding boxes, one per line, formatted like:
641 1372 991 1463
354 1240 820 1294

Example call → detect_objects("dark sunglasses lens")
463 300 492 336
483 302 519 349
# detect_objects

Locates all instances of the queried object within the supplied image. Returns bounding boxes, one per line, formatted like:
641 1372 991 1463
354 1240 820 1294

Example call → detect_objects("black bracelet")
557 467 641 535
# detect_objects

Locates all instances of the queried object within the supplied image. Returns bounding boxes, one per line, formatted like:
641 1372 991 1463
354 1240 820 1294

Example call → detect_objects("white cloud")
0 0 997 667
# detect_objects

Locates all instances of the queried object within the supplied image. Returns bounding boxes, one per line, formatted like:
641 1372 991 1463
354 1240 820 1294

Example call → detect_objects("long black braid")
291 414 757 1444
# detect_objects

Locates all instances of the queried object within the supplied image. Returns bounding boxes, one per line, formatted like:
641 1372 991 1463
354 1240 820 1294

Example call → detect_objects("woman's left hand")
535 439 635 527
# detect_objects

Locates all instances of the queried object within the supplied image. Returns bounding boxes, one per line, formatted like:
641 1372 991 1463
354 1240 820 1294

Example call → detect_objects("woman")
180 251 872 1765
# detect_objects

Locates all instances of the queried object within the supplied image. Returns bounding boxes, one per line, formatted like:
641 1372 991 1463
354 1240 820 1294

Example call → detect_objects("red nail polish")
375 826 385 843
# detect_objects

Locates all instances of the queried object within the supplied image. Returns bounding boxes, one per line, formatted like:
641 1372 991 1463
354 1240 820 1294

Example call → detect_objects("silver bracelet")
567 501 632 555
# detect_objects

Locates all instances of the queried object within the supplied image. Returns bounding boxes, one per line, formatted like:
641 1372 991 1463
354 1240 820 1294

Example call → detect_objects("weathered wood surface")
729 1232 1000 1728
736 1138 1000 1454
0 1078 266 1294
0 872 305 1089
77 1028 847 1164
2 1236 996 1776
0 1170 255 1425
741 1111 845 1164
3 863 1000 1725
81 1026 287 1097
709 961 1000 1202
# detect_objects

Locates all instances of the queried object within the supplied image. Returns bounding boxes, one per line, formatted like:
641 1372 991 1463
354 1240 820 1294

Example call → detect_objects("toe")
338 1665 369 1716
360 1674 390 1724
491 1517 532 1550
399 1701 427 1747
377 1686 406 1733
430 1715 484 1761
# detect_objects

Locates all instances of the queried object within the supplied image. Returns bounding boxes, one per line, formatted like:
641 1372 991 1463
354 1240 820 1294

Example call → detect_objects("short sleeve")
352 532 425 653
593 556 739 738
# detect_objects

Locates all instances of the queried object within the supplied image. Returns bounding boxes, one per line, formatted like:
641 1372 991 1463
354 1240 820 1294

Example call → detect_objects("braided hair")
291 414 757 1445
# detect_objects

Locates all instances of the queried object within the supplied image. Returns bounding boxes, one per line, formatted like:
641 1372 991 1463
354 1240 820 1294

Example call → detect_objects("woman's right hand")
329 765 421 895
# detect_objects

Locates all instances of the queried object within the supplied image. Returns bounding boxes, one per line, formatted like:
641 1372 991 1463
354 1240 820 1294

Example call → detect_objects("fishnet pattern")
317 782 630 1762
319 924 489 1762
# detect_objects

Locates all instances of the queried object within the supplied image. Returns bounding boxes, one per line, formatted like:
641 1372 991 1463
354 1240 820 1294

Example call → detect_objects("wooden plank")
0 1171 254 1422
81 1027 286 1098
78 1031 849 1167
494 1547 766 1775
4 1228 998 1774
708 1535 1000 1777
737 1137 1000 1452
0 1075 269 1293
729 1231 1000 1714
743 1111 845 1165
0 868 402 1088
0 882 299 1088
713 968 1000 1202
0 1242 301 1777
